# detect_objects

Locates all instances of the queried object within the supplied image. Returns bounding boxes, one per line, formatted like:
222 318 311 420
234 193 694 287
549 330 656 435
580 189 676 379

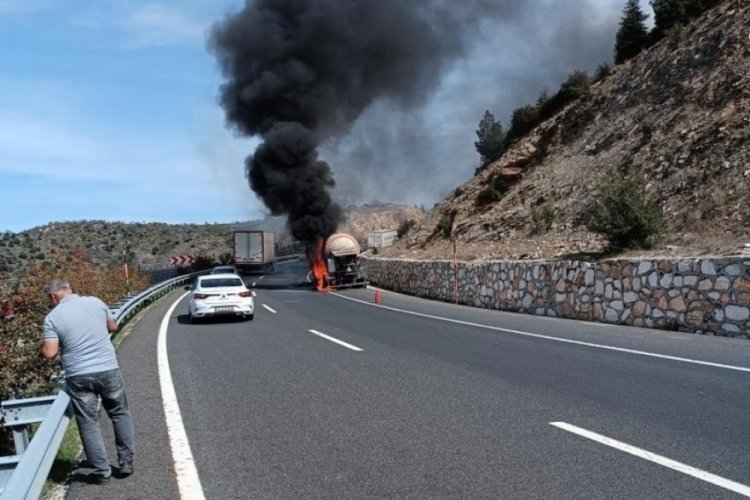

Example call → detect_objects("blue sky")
0 0 652 233
0 0 261 232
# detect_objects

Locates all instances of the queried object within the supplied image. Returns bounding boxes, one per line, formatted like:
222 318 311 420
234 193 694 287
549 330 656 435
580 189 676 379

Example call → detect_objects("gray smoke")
210 0 637 230
324 0 633 208
209 0 516 243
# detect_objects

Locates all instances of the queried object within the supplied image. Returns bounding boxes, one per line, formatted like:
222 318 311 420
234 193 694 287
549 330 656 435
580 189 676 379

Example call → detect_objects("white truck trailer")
233 231 275 274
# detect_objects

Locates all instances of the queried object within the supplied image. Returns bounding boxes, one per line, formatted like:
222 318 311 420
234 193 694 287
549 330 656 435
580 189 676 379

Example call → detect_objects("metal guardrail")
0 271 204 499
111 271 203 326
0 396 71 500
274 254 303 264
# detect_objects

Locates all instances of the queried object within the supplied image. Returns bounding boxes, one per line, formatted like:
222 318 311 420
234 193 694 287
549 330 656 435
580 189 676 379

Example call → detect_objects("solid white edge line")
308 329 363 352
262 304 277 314
158 292 206 500
550 422 750 497
330 292 750 373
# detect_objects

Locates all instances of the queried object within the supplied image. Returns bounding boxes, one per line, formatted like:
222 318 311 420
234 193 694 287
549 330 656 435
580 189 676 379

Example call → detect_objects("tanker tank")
323 233 369 289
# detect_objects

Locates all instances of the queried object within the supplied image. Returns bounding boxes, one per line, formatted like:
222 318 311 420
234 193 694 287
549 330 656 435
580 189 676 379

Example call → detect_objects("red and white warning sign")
170 255 195 266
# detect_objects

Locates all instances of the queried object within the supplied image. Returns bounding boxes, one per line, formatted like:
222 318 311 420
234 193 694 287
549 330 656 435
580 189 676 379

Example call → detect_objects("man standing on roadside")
40 279 134 484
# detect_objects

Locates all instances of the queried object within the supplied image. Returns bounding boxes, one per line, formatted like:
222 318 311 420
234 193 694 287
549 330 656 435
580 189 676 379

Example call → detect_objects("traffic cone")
374 290 381 304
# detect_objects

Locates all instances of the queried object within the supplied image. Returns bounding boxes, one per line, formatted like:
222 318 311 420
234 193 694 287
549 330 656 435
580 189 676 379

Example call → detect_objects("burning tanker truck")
308 233 368 290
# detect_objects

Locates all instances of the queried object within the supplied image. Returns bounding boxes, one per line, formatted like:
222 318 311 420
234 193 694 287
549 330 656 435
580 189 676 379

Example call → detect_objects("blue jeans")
65 368 134 476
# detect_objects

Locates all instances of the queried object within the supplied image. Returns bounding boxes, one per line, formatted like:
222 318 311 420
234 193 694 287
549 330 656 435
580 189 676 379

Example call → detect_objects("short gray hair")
44 279 72 295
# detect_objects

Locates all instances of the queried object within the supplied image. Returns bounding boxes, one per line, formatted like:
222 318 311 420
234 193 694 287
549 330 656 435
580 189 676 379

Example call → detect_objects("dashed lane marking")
262 304 277 314
308 329 363 352
551 422 750 498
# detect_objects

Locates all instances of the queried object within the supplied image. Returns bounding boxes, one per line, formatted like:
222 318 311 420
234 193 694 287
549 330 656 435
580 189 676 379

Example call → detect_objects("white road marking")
258 276 265 280
158 292 206 500
330 292 750 373
251 282 256 287
550 422 750 497
262 304 277 314
308 329 363 352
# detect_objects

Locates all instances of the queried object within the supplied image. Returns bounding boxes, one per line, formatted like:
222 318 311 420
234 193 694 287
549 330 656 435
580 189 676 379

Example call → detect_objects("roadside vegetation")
468 0 713 253
473 0 721 166
584 169 667 250
0 249 149 456
0 221 236 277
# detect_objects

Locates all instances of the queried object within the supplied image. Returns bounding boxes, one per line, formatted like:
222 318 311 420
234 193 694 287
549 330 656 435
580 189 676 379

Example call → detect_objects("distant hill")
393 0 749 261
0 204 426 275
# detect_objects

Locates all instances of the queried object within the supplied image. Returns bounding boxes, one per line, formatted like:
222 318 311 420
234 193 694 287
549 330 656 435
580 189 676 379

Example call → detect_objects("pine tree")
650 0 721 40
615 0 649 64
474 110 505 163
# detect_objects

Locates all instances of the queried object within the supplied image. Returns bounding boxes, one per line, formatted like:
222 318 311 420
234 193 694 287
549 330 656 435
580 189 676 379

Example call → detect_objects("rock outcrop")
395 0 749 261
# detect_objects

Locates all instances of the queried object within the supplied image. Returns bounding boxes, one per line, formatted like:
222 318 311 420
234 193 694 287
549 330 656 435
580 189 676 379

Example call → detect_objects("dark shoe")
89 473 111 485
117 462 134 477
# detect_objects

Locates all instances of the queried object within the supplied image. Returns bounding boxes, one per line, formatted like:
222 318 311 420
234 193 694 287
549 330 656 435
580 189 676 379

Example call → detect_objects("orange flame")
307 236 329 291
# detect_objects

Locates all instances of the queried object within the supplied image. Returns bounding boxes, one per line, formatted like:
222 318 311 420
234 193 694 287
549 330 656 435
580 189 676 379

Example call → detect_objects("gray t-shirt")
43 294 118 377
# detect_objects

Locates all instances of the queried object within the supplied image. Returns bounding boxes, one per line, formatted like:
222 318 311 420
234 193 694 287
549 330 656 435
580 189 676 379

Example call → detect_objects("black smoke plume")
209 0 501 244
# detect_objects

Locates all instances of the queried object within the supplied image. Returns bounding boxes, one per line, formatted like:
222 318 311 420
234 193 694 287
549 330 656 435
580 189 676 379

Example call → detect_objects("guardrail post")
0 394 70 499
11 429 29 455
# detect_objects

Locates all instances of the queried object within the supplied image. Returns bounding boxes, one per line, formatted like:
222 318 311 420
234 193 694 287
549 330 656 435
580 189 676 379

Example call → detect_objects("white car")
210 265 238 274
187 274 255 322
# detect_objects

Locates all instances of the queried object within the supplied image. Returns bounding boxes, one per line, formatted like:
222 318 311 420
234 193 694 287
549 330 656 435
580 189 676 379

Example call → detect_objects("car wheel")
189 312 197 324
247 313 254 321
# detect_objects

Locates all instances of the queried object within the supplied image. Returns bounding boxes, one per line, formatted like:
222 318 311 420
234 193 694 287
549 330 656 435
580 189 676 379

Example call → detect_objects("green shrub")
505 104 541 145
585 169 666 250
538 71 592 122
435 213 455 239
665 23 685 49
476 187 500 207
594 63 611 82
475 174 511 208
641 122 655 142
397 219 416 239
531 203 557 234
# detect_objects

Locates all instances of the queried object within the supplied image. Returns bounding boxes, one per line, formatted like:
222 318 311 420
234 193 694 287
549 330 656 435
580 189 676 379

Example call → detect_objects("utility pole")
453 238 458 305
123 249 130 293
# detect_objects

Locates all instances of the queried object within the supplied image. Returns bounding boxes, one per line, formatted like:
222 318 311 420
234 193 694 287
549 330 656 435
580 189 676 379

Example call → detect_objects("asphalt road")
68 260 750 499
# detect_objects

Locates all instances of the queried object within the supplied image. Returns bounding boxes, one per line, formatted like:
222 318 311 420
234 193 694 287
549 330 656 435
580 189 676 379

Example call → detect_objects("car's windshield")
200 278 244 288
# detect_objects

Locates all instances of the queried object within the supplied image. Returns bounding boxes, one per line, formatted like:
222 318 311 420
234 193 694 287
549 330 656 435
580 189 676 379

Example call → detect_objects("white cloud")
125 3 208 48
0 0 54 15
70 2 211 48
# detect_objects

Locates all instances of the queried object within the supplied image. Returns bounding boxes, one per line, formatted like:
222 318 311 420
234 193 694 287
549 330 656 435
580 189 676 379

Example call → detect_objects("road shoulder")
65 289 184 500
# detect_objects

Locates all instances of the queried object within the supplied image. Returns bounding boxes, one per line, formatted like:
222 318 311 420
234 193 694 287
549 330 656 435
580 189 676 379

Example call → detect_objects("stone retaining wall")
360 256 750 338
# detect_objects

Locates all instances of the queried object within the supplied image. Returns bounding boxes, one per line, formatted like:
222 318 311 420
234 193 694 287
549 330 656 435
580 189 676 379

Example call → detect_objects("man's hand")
107 319 118 333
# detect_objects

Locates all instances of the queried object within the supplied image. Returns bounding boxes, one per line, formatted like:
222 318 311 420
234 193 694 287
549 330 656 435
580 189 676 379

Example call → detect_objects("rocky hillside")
0 204 424 274
0 221 235 273
340 204 426 241
392 0 749 262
